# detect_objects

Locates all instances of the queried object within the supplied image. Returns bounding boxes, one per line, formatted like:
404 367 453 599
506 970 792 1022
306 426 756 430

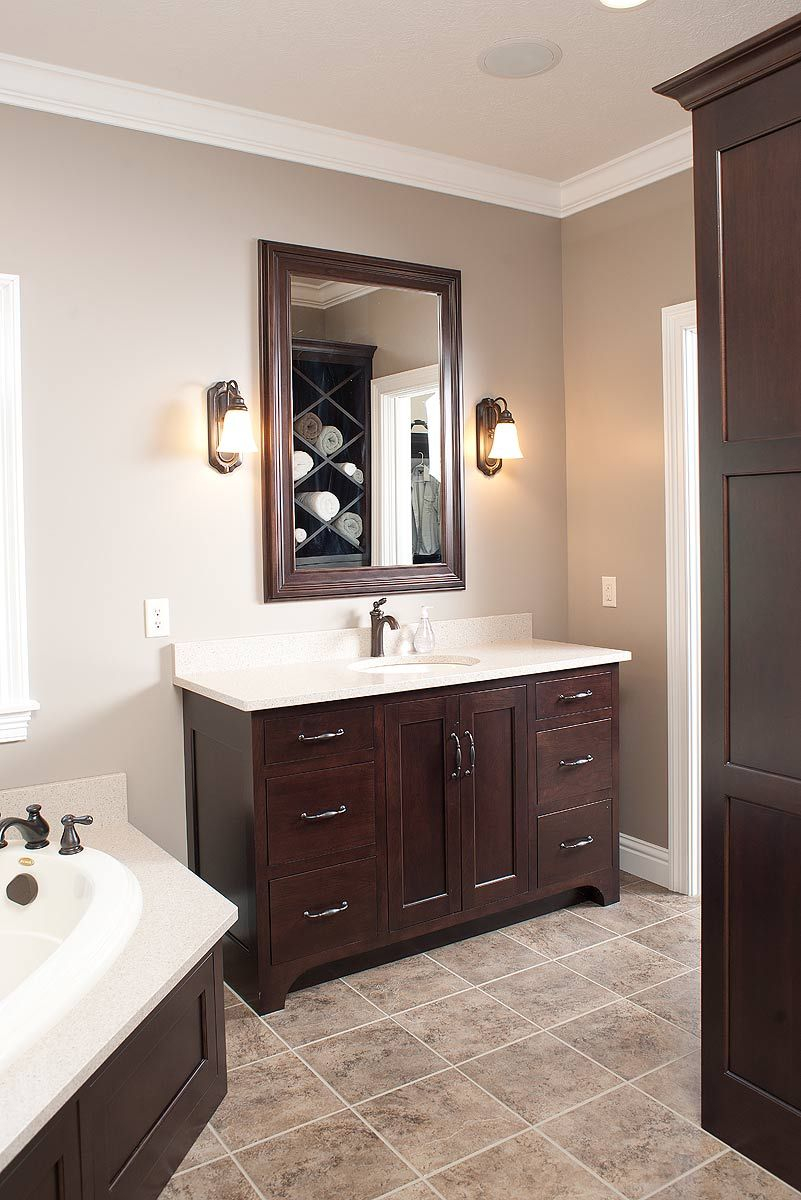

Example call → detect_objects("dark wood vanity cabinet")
184 665 620 1013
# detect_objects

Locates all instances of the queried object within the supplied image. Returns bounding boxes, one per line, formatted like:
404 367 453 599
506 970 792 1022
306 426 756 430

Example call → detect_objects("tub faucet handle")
59 813 94 856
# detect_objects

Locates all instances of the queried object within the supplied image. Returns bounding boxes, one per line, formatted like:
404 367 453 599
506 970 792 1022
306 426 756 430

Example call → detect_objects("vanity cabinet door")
0 1102 82 1200
460 686 528 909
385 695 462 929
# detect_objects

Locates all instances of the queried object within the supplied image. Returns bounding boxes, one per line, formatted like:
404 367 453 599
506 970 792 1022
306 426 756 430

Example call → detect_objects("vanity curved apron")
0 843 142 1074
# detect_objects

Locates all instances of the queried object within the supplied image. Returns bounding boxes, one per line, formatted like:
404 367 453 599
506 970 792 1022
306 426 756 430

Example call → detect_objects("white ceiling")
0 0 797 182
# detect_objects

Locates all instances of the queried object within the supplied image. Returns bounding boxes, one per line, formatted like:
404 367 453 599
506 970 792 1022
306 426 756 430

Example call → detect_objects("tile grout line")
534 1126 632 1200
638 1147 730 1198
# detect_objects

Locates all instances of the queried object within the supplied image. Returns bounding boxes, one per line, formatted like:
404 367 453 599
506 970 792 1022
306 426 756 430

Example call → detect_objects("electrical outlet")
601 576 617 608
144 598 170 638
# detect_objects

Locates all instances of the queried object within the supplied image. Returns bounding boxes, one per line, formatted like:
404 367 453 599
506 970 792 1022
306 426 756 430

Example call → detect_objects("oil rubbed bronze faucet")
0 804 50 850
370 598 399 657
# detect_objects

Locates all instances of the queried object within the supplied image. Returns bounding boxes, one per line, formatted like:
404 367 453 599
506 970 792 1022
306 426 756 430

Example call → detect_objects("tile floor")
160 874 799 1200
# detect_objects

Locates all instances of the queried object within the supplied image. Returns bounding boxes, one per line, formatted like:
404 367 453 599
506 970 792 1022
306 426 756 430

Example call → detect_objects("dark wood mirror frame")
258 240 465 601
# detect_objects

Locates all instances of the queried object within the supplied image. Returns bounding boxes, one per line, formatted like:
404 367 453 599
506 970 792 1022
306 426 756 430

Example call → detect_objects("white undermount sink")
349 654 480 676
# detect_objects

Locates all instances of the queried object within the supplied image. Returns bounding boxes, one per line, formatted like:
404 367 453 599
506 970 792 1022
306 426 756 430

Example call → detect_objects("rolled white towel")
352 468 364 485
316 425 344 457
334 512 363 542
293 450 313 482
294 527 307 545
296 490 340 522
339 461 357 477
294 412 322 444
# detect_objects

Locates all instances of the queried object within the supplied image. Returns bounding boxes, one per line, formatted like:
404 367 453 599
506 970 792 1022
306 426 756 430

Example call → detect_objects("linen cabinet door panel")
460 686 528 908
385 695 462 929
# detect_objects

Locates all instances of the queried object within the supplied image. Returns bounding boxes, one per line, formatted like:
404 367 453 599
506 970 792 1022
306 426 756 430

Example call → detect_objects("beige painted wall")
561 171 695 848
0 106 568 860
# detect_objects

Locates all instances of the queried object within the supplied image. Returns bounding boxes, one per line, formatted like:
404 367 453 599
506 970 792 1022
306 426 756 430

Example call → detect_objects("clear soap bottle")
413 606 436 653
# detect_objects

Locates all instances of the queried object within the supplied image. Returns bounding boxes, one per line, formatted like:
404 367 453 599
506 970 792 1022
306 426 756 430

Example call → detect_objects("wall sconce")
207 379 258 473
476 396 523 476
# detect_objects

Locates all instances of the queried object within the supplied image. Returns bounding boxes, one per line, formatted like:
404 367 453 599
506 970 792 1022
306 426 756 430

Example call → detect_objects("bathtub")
0 842 142 1074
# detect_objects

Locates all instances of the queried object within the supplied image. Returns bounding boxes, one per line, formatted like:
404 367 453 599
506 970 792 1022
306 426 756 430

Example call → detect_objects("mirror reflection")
290 276 443 571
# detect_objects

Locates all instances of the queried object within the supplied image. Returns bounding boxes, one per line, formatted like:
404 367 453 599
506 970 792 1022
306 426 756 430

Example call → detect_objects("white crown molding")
291 280 379 310
619 833 670 889
0 52 692 219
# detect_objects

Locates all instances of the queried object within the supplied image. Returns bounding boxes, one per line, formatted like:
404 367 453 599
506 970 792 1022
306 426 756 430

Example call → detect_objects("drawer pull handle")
558 689 593 703
303 900 349 920
559 754 594 769
463 730 476 777
560 835 594 851
298 728 345 743
450 731 462 779
301 805 347 822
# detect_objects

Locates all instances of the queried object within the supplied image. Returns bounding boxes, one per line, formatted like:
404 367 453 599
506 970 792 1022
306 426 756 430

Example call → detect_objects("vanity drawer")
266 762 376 865
536 671 612 720
269 858 378 964
264 704 374 766
538 800 612 886
536 718 612 807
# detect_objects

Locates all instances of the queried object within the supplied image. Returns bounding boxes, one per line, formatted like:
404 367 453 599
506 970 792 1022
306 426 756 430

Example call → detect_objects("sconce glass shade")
218 405 258 455
489 414 523 460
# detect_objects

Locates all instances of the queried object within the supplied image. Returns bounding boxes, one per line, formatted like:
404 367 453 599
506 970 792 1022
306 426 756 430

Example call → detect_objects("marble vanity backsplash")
173 612 534 675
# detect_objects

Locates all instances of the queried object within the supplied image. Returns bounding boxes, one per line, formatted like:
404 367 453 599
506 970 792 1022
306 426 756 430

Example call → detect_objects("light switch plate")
144 598 170 638
601 576 617 608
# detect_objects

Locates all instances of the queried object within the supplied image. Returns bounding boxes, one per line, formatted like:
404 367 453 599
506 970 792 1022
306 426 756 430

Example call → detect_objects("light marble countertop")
174 636 632 712
0 817 236 1173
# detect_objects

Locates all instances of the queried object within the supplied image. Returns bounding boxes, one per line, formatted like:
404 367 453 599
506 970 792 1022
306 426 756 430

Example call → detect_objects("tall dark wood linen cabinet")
657 16 801 1190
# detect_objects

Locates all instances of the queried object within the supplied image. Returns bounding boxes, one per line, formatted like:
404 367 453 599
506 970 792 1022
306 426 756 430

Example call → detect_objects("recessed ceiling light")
597 0 653 8
478 38 562 79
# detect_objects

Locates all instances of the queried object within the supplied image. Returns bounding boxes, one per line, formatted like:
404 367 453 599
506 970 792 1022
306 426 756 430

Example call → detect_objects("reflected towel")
293 450 313 482
294 412 323 444
352 468 364 485
339 461 357 477
316 425 344 457
294 527 307 545
296 491 340 522
334 512 363 542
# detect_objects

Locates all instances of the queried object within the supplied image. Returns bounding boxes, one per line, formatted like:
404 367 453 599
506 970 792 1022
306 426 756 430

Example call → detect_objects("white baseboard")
619 833 670 888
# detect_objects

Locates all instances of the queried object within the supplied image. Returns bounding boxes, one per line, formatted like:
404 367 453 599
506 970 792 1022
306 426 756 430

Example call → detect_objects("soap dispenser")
413 606 436 654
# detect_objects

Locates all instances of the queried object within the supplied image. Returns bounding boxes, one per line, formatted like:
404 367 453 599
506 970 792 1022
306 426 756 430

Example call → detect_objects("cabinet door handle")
450 731 462 779
558 689 593 703
303 900 349 920
301 805 347 822
558 754 594 769
298 728 345 743
463 730 476 776
560 835 594 850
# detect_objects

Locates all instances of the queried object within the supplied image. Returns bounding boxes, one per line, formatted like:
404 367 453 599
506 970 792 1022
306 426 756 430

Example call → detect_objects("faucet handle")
372 597 387 612
59 814 94 856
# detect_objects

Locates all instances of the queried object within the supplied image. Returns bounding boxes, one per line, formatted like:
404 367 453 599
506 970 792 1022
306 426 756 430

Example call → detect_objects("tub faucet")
370 598 399 657
0 804 50 850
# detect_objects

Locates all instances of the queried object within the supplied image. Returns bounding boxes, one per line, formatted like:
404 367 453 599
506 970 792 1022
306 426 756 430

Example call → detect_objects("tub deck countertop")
0 819 236 1174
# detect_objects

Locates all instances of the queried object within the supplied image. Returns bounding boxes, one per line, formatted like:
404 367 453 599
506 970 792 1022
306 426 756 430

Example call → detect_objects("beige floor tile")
577 891 675 935
629 911 701 967
357 1068 526 1173
625 878 701 912
224 984 243 1008
173 1125 226 1173
653 1150 801 1198
225 1004 285 1069
484 961 617 1028
212 1052 343 1149
160 1157 256 1199
433 1128 617 1199
426 931 546 984
265 979 383 1047
505 910 610 958
235 1110 414 1200
636 1050 701 1124
394 988 537 1063
563 936 687 995
393 1186 440 1198
620 870 644 887
298 1019 445 1102
461 1031 619 1123
348 955 468 1014
542 1084 721 1199
556 1000 698 1079
632 969 700 1037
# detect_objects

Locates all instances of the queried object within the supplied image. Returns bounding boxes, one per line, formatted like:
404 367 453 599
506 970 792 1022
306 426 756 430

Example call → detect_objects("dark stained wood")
460 685 528 907
259 240 465 601
266 761 376 865
269 857 378 963
0 1103 81 1200
264 704 374 765
658 22 801 1190
535 670 612 721
535 719 612 807
385 693 462 929
538 800 612 888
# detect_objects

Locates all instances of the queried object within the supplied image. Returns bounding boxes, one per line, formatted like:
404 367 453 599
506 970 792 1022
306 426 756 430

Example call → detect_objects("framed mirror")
259 241 465 601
